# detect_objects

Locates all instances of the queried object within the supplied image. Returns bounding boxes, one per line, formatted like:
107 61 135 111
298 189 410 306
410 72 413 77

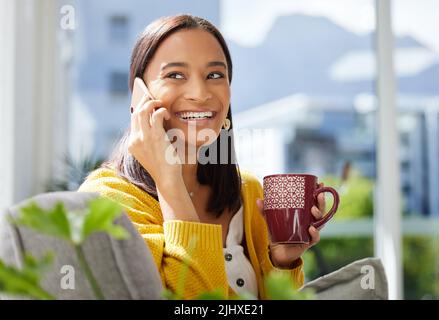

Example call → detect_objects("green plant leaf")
81 197 129 242
0 253 55 300
265 271 315 300
296 288 317 300
162 288 178 300
10 202 71 241
195 288 227 300
66 210 86 244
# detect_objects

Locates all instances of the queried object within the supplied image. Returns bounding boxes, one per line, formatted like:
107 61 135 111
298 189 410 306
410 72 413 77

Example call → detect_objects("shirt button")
225 253 233 261
236 278 245 287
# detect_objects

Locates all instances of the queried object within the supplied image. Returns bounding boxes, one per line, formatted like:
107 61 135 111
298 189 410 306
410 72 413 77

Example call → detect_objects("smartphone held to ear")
130 77 154 113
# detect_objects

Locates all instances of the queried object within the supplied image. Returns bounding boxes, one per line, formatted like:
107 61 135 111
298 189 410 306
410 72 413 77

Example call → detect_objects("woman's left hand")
256 183 326 269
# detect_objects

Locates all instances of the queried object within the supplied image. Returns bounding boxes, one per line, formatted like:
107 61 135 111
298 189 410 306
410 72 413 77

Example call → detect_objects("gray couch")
301 257 388 300
0 191 388 300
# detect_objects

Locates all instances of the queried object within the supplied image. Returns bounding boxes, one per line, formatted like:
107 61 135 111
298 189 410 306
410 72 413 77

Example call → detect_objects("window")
393 0 439 299
109 71 128 95
109 15 129 43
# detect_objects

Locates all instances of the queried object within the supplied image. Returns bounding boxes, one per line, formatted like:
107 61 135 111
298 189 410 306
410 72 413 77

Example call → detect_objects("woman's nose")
183 77 212 103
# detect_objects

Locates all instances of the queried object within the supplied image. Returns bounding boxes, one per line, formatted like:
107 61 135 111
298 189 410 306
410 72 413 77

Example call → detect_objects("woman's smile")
175 110 218 125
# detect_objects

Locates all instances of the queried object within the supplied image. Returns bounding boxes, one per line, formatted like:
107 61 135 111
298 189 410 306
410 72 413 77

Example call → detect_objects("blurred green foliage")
0 253 54 300
403 236 439 299
321 170 373 220
303 237 374 281
264 271 316 300
45 154 105 192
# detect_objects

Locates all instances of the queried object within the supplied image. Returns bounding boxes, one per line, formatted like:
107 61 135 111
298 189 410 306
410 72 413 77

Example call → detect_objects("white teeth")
179 111 213 120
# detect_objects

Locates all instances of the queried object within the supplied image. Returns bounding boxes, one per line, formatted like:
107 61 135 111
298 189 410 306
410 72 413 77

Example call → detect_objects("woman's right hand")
127 95 182 188
128 95 199 222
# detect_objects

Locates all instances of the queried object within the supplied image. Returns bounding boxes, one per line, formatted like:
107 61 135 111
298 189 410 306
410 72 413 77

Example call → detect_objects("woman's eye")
167 72 184 79
208 72 224 79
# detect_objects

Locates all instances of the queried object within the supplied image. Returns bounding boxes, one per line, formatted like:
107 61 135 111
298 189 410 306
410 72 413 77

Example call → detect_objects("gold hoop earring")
223 118 231 130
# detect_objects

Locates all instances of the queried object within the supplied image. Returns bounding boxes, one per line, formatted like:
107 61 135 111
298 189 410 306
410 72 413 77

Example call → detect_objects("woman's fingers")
317 182 326 213
318 193 326 212
130 95 147 130
308 226 320 247
311 205 323 220
151 107 171 130
132 99 163 130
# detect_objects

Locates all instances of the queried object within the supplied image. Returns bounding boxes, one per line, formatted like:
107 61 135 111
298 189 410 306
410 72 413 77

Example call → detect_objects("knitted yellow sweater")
78 167 304 299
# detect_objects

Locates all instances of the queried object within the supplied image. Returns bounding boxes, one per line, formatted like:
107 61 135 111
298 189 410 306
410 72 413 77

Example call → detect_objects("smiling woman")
77 14 326 300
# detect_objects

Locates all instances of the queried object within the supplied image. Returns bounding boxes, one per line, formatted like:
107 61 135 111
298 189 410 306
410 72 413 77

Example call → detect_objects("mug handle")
312 186 340 230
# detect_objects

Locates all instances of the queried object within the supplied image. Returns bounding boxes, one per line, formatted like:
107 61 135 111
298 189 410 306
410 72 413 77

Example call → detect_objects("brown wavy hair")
102 14 242 217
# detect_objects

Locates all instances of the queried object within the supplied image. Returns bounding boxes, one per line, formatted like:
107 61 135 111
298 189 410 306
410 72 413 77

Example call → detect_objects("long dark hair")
102 14 241 217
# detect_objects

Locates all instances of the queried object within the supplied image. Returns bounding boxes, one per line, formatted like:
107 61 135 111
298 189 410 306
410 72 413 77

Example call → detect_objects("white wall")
0 0 67 208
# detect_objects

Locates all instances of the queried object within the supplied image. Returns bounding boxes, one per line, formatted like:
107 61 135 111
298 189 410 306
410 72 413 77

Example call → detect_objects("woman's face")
144 28 230 147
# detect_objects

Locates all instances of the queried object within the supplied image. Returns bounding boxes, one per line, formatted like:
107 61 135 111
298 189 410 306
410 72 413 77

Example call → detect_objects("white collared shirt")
223 205 258 298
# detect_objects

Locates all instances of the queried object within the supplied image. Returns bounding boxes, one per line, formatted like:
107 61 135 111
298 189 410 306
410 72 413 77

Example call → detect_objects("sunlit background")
1 0 438 299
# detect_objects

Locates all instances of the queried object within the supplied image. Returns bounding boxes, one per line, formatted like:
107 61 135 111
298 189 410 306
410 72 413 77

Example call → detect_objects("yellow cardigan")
78 167 304 299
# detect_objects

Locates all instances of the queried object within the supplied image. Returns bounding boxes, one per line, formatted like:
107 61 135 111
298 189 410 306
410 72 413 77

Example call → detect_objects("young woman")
78 14 327 299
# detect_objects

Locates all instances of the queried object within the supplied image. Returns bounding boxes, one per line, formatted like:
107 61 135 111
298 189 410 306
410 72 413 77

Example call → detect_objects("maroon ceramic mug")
263 174 340 244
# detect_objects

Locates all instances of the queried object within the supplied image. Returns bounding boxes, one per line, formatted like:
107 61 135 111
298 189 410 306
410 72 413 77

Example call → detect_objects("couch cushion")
0 191 163 300
300 257 388 300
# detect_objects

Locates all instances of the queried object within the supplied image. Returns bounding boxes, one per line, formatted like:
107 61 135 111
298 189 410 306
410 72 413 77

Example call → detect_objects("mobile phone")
130 77 154 110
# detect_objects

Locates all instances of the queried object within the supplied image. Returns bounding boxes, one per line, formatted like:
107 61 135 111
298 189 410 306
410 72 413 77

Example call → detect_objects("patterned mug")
263 173 340 244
